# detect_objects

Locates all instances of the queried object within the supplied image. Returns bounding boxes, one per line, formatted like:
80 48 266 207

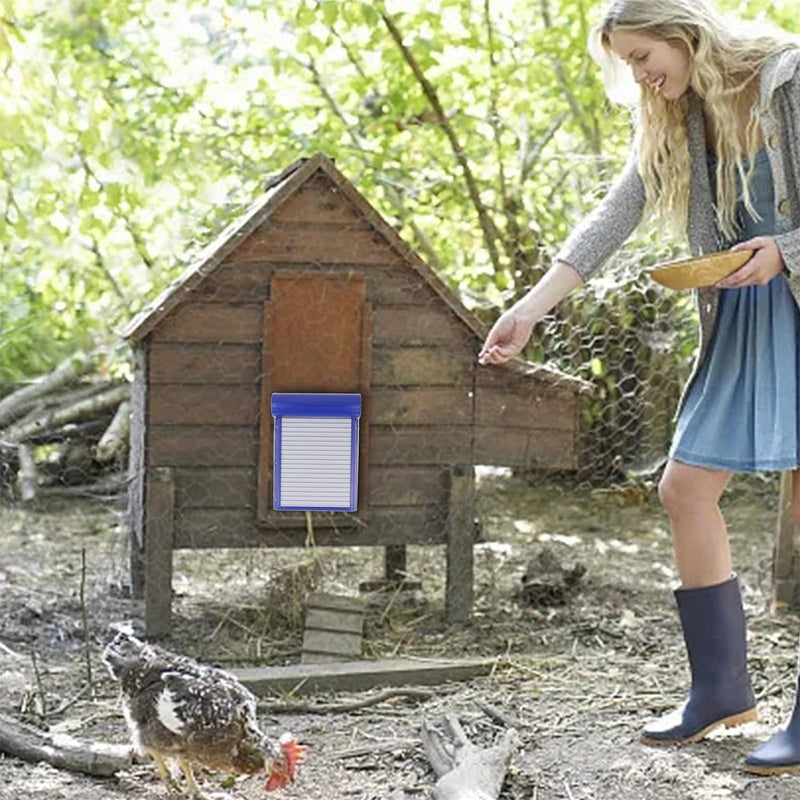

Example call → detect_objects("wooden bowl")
648 249 753 290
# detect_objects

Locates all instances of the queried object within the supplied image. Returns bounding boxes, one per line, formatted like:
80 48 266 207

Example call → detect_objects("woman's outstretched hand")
478 307 536 365
478 261 583 366
717 237 785 288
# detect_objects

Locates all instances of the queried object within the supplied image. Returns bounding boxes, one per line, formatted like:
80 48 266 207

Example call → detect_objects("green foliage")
0 0 796 399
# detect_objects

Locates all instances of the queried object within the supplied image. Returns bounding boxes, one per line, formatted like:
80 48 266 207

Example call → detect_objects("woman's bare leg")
658 460 733 587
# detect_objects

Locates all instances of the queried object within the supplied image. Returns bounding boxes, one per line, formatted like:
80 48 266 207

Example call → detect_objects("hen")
102 630 305 797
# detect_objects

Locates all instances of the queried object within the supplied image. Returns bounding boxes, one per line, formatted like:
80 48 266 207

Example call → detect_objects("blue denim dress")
669 147 800 472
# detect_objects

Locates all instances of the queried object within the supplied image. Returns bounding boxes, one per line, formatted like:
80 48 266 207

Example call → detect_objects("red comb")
265 734 307 791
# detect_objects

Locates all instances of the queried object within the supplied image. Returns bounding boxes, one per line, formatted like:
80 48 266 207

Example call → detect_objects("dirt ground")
2 468 800 800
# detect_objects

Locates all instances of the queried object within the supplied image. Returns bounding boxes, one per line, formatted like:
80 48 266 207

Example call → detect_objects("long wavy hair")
588 0 798 242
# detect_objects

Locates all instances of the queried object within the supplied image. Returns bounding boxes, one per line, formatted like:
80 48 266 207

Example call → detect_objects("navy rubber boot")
642 575 757 745
744 668 800 774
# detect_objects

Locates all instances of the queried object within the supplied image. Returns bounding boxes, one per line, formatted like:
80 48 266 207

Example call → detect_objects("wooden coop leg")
144 467 175 637
130 547 145 601
445 466 475 623
385 545 407 583
773 470 800 612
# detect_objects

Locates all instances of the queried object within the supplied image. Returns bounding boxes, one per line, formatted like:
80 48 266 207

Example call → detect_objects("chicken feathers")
102 630 303 795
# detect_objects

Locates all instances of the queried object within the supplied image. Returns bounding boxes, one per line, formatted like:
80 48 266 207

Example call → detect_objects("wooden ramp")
229 657 497 696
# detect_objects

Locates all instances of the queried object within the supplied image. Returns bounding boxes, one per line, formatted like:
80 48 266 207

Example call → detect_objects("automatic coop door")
271 393 361 512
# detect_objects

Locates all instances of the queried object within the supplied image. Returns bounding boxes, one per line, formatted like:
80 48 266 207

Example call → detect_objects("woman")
479 0 800 774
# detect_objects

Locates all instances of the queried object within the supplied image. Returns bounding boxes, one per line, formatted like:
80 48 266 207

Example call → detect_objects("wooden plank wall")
144 171 576 550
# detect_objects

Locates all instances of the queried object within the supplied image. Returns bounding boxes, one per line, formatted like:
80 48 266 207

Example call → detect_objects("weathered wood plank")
304 592 367 662
229 223 403 265
270 178 364 225
258 276 369 520
373 307 475 348
148 426 258 467
148 385 260 426
475 364 581 395
302 629 362 657
475 388 576 431
268 275 365 391
773 471 800 611
144 467 174 637
151 424 572 470
306 609 365 634
150 303 262 343
298 652 346 664
173 465 446 508
370 426 472 465
129 346 147 598
371 387 473 426
307 593 368 614
257 301 273 521
198 263 442 306
229 658 497 696
358 302 373 517
148 343 260 384
473 427 576 470
446 466 475 623
174 467 256 509
372 346 472 386
172 505 447 548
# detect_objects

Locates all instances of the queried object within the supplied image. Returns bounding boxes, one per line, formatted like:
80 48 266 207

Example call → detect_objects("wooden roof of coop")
122 152 587 475
124 153 574 381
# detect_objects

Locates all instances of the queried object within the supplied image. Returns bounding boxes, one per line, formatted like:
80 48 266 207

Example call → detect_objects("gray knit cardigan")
555 47 800 383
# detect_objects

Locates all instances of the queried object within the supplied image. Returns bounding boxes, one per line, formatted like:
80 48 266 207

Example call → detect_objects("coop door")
257 274 370 520
271 393 361 511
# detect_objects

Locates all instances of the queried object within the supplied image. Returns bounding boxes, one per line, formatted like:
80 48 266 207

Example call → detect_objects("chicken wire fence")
0 258 776 625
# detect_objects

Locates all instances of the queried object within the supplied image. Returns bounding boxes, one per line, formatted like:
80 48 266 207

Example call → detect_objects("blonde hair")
589 0 798 242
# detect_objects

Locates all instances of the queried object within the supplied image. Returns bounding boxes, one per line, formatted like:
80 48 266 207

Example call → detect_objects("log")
421 714 517 800
4 384 130 444
94 400 131 462
10 382 117 434
0 713 135 777
16 443 37 501
0 351 98 428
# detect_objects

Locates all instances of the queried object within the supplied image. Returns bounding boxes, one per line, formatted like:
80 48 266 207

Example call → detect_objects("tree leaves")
0 0 795 385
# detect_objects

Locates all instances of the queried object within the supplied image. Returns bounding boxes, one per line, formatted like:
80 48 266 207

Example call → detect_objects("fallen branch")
94 400 130 462
260 687 434 714
421 713 517 800
0 640 24 659
4 384 129 444
34 473 128 498
16 443 36 501
475 700 520 729
79 548 95 699
0 713 135 777
0 351 98 428
330 739 418 760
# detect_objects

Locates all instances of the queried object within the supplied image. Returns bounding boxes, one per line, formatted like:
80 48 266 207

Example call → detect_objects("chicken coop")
122 153 585 636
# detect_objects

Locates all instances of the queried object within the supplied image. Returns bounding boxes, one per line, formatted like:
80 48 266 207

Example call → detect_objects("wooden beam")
229 657 497 696
445 466 475 623
129 346 147 599
773 470 800 612
145 467 175 637
385 545 407 582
